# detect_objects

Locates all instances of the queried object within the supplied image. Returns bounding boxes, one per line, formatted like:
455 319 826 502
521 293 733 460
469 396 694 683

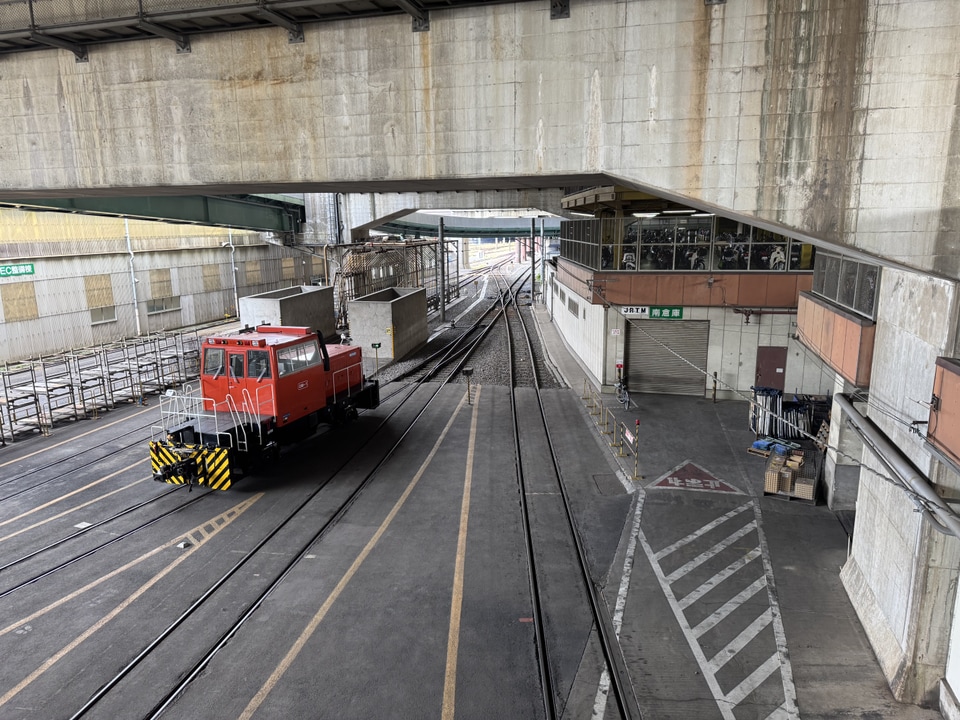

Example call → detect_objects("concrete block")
239 285 336 340
348 287 427 360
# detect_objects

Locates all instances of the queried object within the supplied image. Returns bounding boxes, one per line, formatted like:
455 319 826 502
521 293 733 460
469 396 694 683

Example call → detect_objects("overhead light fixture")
662 209 697 214
569 210 595 217
632 212 659 218
691 213 715 217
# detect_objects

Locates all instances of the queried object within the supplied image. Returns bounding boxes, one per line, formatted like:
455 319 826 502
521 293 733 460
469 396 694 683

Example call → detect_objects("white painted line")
763 702 794 720
638 499 798 719
665 521 758 583
654 504 751 561
638 521 739 720
679 548 762 610
591 493 645 720
724 653 781 706
707 607 773 672
752 503 800 718
693 576 768 638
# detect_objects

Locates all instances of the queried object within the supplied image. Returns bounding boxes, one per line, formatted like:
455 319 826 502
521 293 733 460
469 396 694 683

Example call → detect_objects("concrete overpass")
2 0 960 714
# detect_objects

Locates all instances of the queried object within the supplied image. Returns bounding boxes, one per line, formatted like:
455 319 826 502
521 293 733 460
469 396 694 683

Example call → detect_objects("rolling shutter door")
625 320 709 396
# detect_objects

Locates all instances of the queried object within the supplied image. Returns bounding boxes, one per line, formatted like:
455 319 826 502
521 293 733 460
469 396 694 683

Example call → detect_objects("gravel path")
373 268 565 390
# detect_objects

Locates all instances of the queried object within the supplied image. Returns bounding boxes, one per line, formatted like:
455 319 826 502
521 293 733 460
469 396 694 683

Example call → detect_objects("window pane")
821 254 841 299
838 259 859 307
715 240 747 270
680 245 709 270
751 244 787 270
248 350 271 379
854 265 880 317
203 348 225 376
647 245 674 270
790 243 815 271
229 353 244 379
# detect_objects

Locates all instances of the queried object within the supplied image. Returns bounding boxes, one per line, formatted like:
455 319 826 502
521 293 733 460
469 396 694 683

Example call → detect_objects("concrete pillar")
824 373 866 511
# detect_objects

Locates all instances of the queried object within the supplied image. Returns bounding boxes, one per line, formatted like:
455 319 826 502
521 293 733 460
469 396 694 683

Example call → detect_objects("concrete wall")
348 287 427 360
840 268 960 704
823 374 866 511
239 285 335 339
4 0 959 281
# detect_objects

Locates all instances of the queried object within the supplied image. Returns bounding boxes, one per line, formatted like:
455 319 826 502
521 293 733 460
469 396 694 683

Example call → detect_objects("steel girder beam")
0 195 303 234
256 5 304 42
137 20 191 53
395 0 429 31
29 32 87 62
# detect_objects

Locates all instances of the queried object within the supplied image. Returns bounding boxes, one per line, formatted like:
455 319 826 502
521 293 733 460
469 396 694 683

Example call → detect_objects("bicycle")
615 379 630 410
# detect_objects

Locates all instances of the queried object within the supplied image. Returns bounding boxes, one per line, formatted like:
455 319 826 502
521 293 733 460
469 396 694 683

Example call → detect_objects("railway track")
60 345 498 718
0 260 636 719
501 271 642 720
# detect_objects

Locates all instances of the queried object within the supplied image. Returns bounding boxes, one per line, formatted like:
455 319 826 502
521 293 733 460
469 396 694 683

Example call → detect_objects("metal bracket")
138 20 191 53
550 0 570 20
29 32 87 62
257 6 304 43
395 0 429 31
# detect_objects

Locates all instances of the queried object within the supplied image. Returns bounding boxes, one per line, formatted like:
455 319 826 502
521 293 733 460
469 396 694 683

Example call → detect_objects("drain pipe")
125 218 142 337
834 394 960 538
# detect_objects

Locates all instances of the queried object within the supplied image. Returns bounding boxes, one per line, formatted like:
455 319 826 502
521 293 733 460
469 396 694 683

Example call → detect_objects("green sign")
620 305 683 319
0 263 34 278
649 305 683 319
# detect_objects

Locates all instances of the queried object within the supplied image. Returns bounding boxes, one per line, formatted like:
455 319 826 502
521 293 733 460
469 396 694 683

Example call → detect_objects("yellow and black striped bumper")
149 441 232 490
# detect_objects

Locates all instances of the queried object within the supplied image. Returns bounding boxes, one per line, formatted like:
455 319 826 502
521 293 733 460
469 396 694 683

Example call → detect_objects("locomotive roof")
202 326 320 348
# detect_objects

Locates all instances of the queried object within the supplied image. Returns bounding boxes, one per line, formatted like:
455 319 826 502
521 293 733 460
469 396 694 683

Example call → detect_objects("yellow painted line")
0 476 149 544
0 406 155 469
0 493 263 711
442 386 482 720
0 459 148 531
239 392 471 720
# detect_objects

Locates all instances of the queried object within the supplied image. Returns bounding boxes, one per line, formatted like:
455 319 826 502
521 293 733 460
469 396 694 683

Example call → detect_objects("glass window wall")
559 215 815 274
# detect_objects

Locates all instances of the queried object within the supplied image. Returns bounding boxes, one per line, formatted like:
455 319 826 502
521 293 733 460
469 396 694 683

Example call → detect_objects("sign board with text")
620 305 683 319
0 263 34 278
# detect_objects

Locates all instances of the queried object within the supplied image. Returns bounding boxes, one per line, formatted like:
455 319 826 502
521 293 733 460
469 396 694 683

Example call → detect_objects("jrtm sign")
620 305 684 319
0 263 35 277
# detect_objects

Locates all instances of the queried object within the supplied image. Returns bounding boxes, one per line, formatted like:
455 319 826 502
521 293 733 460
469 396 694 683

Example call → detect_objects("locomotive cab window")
203 347 225 377
277 339 322 377
229 353 245 379
248 350 271 381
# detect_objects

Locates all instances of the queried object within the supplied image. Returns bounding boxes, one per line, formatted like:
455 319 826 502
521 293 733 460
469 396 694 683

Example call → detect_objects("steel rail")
0 417 157 499
0 488 208 600
67 353 459 718
498 270 557 720
510 278 643 720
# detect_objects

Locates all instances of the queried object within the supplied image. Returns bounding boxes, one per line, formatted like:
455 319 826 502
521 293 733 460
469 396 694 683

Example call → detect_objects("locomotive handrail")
220 394 247 453
153 387 227 445
254 384 276 422
330 359 364 404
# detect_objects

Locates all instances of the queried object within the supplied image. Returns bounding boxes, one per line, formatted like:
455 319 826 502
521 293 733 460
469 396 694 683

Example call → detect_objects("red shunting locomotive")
149 325 380 489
